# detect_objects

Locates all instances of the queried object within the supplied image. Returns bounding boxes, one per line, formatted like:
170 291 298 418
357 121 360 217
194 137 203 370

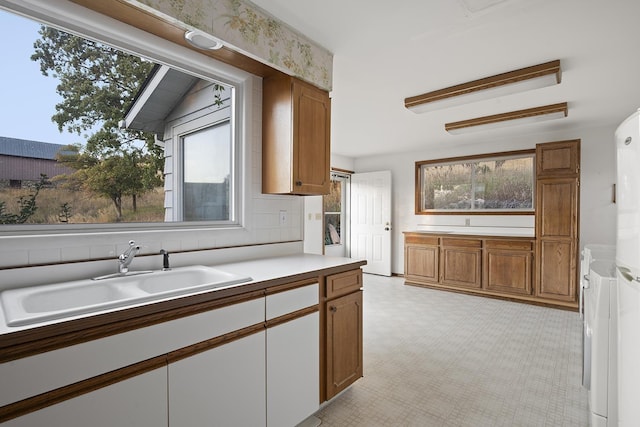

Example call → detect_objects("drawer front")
404 234 439 245
441 238 482 249
326 269 362 300
485 240 534 251
266 283 319 320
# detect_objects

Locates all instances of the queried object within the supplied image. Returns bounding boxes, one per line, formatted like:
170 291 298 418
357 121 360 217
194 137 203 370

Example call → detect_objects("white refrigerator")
615 108 640 426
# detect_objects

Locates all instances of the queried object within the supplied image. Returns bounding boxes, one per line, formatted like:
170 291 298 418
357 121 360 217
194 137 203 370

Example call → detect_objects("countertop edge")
403 231 535 239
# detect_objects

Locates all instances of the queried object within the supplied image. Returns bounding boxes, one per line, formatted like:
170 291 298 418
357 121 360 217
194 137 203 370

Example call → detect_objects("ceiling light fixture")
405 59 561 113
445 102 568 134
184 29 224 50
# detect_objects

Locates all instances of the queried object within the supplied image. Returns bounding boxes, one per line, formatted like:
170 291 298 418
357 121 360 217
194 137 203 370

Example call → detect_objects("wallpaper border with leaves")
128 0 333 91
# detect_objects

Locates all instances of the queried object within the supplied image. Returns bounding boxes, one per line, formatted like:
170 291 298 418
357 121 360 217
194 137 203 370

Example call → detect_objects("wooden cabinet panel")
293 82 330 194
537 178 577 239
485 240 533 251
536 139 580 177
404 234 438 245
440 246 482 289
405 244 439 283
537 240 576 301
484 250 532 295
325 290 363 400
441 238 482 248
326 269 362 299
263 74 330 195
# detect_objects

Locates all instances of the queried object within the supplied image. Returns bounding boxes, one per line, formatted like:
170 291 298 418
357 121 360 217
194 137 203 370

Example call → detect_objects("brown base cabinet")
402 232 580 308
322 269 364 401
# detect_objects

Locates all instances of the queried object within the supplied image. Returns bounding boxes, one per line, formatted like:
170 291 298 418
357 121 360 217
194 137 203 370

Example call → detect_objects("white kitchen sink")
0 266 252 327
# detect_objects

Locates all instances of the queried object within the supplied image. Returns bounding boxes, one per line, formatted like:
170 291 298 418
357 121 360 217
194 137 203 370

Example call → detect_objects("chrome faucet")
93 240 152 280
118 240 140 274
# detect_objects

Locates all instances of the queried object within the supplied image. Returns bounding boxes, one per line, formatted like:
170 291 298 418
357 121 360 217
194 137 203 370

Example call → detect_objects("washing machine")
583 259 617 426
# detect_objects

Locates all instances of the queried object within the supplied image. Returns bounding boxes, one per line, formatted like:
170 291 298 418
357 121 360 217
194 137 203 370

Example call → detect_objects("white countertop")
406 229 535 238
0 253 366 337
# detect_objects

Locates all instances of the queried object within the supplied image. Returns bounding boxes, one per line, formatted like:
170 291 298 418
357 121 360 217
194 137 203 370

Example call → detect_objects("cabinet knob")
295 181 303 186
330 306 337 312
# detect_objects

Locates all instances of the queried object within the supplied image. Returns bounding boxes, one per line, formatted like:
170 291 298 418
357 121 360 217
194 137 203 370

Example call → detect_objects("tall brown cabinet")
535 140 580 305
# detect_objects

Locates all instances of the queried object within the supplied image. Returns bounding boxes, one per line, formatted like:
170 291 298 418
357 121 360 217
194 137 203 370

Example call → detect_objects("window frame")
415 149 536 215
0 1 253 236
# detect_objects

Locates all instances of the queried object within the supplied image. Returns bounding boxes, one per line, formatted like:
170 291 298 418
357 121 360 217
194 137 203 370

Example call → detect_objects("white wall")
303 196 324 255
330 154 355 172
353 125 617 275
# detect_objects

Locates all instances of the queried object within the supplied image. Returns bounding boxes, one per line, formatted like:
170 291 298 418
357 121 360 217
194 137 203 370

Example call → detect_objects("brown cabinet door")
325 290 363 400
262 75 330 195
537 240 576 301
536 140 580 177
405 244 439 283
484 250 532 295
537 178 577 239
440 245 482 289
292 81 331 195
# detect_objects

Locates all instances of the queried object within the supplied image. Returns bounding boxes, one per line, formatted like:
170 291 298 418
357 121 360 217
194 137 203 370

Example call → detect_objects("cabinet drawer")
404 234 438 245
266 283 319 320
441 238 482 248
326 269 362 299
485 240 533 251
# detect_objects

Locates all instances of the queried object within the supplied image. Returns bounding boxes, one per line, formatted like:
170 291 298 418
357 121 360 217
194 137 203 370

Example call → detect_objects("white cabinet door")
169 331 266 427
267 312 319 427
3 368 168 427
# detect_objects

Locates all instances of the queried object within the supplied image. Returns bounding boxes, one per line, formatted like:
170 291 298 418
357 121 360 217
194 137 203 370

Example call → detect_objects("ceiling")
250 0 640 158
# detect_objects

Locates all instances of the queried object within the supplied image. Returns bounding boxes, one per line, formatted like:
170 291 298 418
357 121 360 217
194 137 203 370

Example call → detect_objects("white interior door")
350 170 392 276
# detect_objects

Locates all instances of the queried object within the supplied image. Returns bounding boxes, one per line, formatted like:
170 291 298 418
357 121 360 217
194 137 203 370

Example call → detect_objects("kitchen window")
0 5 250 232
416 150 535 214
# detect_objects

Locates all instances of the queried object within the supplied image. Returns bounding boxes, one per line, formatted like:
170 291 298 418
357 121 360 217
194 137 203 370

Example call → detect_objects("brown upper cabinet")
536 139 580 177
262 74 331 195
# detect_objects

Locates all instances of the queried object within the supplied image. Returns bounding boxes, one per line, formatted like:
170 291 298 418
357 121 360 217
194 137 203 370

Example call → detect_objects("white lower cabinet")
3 283 325 427
3 368 168 427
168 330 266 427
267 312 319 427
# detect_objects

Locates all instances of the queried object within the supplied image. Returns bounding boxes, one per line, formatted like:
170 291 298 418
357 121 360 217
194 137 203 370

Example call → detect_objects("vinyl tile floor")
315 274 588 427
